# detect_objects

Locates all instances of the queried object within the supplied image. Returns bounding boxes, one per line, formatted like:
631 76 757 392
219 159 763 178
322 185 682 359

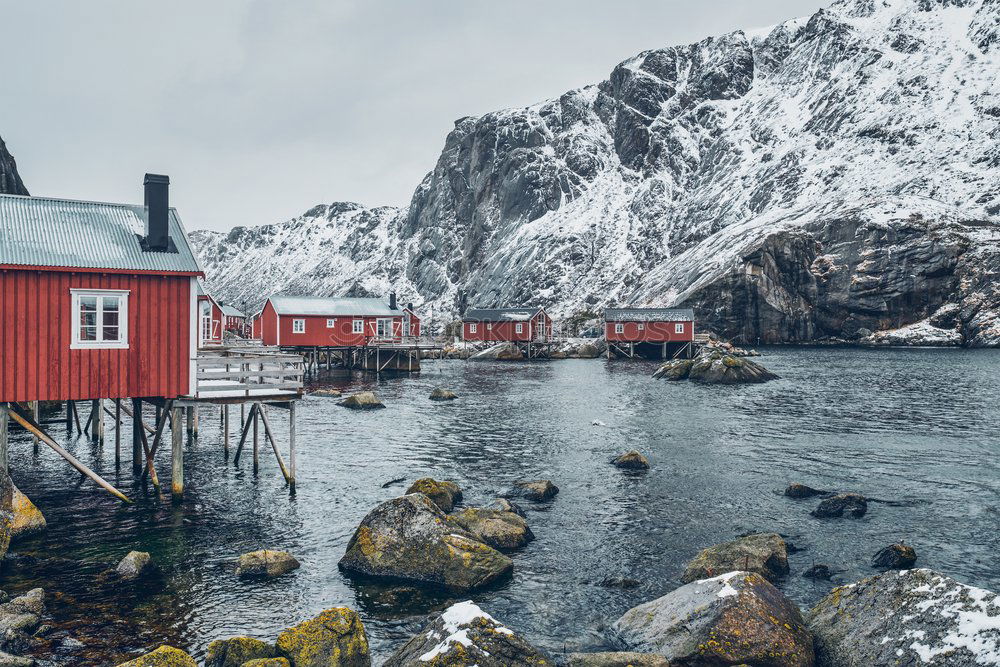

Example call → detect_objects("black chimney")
389 292 398 310
143 173 171 252
406 302 413 312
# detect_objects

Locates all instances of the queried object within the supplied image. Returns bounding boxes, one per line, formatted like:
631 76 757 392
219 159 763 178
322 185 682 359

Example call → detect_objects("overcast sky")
2 0 827 232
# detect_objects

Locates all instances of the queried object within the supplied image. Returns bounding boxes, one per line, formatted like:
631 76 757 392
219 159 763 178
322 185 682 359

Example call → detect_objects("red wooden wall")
463 312 551 342
1 269 193 402
259 302 420 347
605 320 693 343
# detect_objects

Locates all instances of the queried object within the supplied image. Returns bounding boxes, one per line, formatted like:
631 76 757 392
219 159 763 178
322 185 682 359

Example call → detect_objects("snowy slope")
192 0 1000 345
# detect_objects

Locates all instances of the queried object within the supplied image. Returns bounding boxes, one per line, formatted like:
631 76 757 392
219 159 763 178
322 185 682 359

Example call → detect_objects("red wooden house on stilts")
604 307 696 359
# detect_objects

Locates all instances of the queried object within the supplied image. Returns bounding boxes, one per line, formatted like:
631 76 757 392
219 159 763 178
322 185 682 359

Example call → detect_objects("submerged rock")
803 564 834 580
310 388 342 398
337 392 385 410
871 543 917 569
0 588 45 639
688 350 779 384
448 507 534 550
565 652 670 667
116 551 155 581
812 493 868 518
610 450 649 470
383 600 552 666
205 636 276 667
613 572 813 666
236 550 300 578
339 494 512 592
502 480 559 502
486 498 526 518
785 483 827 499
682 533 789 583
10 486 45 540
0 650 34 666
116 645 197 667
275 607 370 667
429 387 458 401
807 569 999 667
405 478 462 512
469 343 524 361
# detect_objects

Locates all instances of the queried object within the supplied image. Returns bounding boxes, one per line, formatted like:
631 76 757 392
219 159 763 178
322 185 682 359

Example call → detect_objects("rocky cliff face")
0 136 28 196
192 0 1000 346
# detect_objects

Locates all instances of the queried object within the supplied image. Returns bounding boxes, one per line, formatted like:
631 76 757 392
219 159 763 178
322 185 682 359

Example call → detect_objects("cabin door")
376 318 391 339
402 312 411 338
199 301 213 346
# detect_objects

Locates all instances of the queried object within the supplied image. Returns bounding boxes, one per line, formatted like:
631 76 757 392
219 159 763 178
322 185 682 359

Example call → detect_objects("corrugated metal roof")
0 193 202 273
605 307 695 322
220 305 245 318
463 307 543 322
269 295 401 317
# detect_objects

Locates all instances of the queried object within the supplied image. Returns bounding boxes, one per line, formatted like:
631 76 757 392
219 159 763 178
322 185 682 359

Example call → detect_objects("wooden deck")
184 346 305 403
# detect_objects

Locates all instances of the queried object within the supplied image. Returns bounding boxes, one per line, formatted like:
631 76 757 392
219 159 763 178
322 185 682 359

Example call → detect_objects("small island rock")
651 359 694 380
10 486 45 540
404 478 462 512
337 392 385 410
812 493 868 518
682 533 789 583
276 607 370 667
613 571 813 666
448 507 534 550
338 494 512 592
115 645 197 667
384 600 552 666
205 636 276 667
688 350 779 384
429 387 458 401
502 480 559 502
236 550 300 578
611 450 649 470
785 483 827 499
566 652 670 667
116 551 155 581
871 543 917 569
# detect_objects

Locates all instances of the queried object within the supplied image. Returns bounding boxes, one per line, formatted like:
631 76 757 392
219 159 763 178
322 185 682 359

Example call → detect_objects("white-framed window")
615 323 624 334
292 319 305 334
515 323 524 334
352 319 364 334
71 289 129 349
469 323 478 334
638 323 645 331
326 318 335 328
675 323 685 334
487 323 492 330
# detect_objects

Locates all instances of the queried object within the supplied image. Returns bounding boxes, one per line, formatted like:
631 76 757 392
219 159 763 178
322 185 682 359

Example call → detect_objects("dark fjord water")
5 347 1000 665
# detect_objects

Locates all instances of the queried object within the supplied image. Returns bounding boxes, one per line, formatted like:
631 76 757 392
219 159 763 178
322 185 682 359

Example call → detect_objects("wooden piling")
32 401 39 453
171 406 183 502
223 405 230 458
233 403 257 464
288 402 296 494
258 405 291 485
0 404 8 478
65 401 74 432
131 398 143 474
114 399 121 466
252 403 259 474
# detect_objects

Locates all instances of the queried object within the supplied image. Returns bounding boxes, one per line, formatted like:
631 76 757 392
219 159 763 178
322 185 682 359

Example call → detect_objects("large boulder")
205 636 276 667
565 653 669 667
337 392 385 410
652 359 693 380
383 600 552 666
116 551 155 581
116 645 197 667
811 493 867 518
236 550 300 578
871 543 917 569
687 350 778 384
502 480 559 502
610 450 649 470
405 478 462 512
469 343 523 361
10 486 45 540
0 588 45 639
275 607 370 667
682 533 790 583
807 569 999 667
447 507 534 550
613 572 814 666
339 494 513 592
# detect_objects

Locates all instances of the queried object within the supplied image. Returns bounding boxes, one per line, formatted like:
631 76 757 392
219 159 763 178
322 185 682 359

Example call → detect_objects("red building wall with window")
605 320 693 343
0 268 194 402
257 303 420 347
463 311 551 342
198 294 224 346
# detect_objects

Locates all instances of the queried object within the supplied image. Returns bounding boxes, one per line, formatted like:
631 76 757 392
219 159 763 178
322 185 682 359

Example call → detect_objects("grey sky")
2 0 827 232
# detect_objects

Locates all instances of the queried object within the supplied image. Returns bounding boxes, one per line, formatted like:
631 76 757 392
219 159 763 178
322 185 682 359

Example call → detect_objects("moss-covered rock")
485 498 526 518
383 600 552 666
871 543 917 569
447 507 534 550
337 392 385 410
429 388 458 401
204 636 276 667
682 533 789 583
610 450 649 470
681 350 778 384
115 645 197 667
242 660 290 667
405 478 462 512
652 359 693 380
275 607 370 667
116 551 155 581
10 485 45 540
236 550 300 578
613 572 813 666
339 494 512 592
502 480 559 502
565 652 670 666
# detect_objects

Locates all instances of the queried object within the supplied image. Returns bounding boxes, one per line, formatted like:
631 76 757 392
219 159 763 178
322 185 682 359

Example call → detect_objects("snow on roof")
220 305 245 318
0 193 202 273
268 295 401 317
605 307 695 322
463 307 544 322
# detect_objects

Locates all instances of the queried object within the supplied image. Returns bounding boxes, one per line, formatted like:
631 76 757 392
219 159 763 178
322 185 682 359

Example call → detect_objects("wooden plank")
171 405 183 502
196 370 303 380
233 402 258 465
196 382 303 394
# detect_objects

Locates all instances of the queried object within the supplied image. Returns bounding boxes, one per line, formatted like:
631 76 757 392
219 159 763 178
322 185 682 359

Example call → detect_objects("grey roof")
269 295 402 317
220 305 245 318
605 307 695 322
463 307 544 322
0 193 202 273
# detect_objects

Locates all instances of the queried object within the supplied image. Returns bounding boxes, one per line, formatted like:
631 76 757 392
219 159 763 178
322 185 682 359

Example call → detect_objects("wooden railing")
193 350 305 399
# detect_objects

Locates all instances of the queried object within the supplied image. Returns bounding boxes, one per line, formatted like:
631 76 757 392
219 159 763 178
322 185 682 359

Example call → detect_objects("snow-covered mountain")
191 0 1000 345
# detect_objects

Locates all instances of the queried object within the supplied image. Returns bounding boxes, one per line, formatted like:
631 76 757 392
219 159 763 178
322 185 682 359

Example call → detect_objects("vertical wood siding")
604 320 693 343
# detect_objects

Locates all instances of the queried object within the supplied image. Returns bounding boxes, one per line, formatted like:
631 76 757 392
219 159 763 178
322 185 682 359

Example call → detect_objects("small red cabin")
257 295 420 347
462 307 552 342
0 174 203 402
197 284 225 347
220 305 247 337
605 307 695 343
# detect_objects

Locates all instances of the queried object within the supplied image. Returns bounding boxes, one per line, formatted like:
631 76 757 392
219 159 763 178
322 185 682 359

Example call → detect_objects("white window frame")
487 323 492 330
71 289 130 350
352 319 364 334
469 323 478 334
292 318 305 334
515 323 524 334
326 318 335 328
615 323 624 334
675 323 685 334
638 323 645 331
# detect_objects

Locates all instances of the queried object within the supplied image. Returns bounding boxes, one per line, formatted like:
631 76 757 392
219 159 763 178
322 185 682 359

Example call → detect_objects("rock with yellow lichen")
612 571 814 666
275 606 370 667
242 659 291 667
405 478 462 512
565 652 670 666
10 485 45 540
115 645 198 667
339 494 512 592
682 533 790 583
383 600 552 666
236 550 300 578
655 349 777 384
204 636 276 667
447 507 534 550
